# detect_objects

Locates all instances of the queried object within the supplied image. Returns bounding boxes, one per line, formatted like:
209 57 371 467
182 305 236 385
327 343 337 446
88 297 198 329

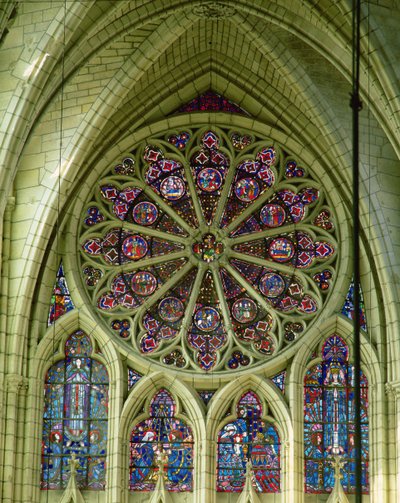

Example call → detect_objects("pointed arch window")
304 334 369 493
216 390 280 492
129 388 194 492
41 330 109 490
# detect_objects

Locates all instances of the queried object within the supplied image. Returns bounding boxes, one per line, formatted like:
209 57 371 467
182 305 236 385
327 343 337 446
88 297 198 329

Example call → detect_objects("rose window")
79 127 337 372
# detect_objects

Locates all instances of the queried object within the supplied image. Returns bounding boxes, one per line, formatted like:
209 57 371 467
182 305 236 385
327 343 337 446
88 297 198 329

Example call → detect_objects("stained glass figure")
176 90 248 115
304 334 369 493
217 391 280 493
341 280 367 331
130 389 193 492
48 262 75 326
79 126 337 372
41 330 108 490
128 368 142 390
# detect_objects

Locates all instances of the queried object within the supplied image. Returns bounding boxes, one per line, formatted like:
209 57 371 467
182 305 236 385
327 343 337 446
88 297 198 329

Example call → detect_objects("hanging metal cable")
350 0 363 500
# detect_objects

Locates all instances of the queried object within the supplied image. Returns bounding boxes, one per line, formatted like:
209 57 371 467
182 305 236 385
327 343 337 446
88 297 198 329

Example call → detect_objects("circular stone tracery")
79 126 337 372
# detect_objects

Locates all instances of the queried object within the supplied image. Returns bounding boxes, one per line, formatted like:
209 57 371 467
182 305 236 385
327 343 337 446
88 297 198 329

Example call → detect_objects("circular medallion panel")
232 298 258 323
122 235 148 260
234 178 260 202
194 307 221 332
132 202 158 225
260 204 286 227
159 297 185 322
197 167 223 192
259 273 286 298
160 176 185 200
131 271 157 296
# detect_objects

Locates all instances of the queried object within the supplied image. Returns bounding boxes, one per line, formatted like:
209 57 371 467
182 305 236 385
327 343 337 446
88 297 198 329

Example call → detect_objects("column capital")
5 373 28 392
385 380 400 398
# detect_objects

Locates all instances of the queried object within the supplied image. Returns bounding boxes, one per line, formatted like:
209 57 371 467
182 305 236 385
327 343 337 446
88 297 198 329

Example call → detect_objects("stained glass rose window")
79 126 337 372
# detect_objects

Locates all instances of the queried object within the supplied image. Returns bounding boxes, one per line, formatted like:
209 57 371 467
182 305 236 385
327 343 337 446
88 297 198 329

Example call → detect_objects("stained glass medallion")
79 126 338 372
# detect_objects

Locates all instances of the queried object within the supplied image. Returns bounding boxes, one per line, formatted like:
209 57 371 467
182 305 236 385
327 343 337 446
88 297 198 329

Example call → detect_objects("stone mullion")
385 382 400 503
106 378 123 503
134 260 194 320
223 261 279 317
287 364 304 503
1 374 27 503
140 183 196 237
213 151 237 225
228 249 313 286
182 159 206 230
177 265 205 367
224 184 278 236
210 264 234 339
13 377 29 503
21 375 41 503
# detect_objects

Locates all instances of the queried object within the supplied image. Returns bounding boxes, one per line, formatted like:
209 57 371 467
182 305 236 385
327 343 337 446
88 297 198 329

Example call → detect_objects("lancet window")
216 390 280 492
304 334 369 493
41 330 109 489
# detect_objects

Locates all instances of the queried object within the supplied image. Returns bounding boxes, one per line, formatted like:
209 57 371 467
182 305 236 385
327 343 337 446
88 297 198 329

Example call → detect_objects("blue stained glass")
304 334 369 493
341 280 367 331
41 330 108 490
271 371 286 392
130 389 194 492
48 261 75 326
128 368 142 390
217 391 280 493
198 390 215 405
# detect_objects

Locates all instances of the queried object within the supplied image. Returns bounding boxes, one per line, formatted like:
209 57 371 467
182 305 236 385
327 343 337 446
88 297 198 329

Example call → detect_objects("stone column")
1 374 28 503
385 381 400 503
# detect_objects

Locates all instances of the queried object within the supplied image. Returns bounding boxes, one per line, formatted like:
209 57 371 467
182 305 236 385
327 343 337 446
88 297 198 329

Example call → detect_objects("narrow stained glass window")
41 330 108 490
341 280 367 331
130 389 194 492
304 334 369 493
217 391 280 493
48 261 75 326
128 368 142 390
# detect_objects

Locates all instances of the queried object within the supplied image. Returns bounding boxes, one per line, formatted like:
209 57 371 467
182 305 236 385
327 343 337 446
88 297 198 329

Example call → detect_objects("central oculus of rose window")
79 127 337 372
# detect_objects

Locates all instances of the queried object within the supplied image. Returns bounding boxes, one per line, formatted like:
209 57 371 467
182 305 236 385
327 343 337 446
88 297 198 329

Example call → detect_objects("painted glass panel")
304 335 369 493
41 330 108 490
217 391 280 492
48 262 74 326
176 90 248 114
341 280 367 331
129 389 193 492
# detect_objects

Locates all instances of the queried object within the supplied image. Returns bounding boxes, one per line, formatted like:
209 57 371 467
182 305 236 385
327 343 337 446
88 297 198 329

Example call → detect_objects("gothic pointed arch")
129 388 194 492
216 389 280 493
41 330 109 490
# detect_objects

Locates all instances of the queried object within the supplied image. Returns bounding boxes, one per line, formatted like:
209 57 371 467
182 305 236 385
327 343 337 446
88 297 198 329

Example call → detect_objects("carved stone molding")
193 2 236 19
5 374 28 393
385 381 400 398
